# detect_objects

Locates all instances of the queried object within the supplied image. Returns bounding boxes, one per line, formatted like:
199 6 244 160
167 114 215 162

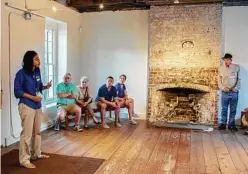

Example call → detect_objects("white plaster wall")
1 0 82 145
221 6 248 124
80 10 149 118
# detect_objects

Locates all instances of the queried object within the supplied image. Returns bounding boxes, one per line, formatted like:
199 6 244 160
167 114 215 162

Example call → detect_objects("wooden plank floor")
1 120 248 174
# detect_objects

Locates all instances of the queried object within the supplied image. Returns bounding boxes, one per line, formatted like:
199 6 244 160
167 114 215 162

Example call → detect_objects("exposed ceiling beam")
223 0 248 6
55 0 67 6
67 0 223 7
148 0 222 5
53 0 248 13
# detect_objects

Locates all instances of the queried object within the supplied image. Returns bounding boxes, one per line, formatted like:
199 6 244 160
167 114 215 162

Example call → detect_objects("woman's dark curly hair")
22 51 38 73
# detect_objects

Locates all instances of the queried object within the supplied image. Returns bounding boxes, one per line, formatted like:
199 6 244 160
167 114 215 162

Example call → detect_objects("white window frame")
44 22 58 104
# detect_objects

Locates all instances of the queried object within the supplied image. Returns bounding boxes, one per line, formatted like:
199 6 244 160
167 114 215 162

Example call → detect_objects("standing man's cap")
222 53 233 60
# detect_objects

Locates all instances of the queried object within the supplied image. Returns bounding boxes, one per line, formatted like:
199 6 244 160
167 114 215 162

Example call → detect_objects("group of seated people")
54 73 138 131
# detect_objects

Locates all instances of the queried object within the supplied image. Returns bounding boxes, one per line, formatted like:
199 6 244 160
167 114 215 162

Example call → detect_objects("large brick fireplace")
148 4 222 125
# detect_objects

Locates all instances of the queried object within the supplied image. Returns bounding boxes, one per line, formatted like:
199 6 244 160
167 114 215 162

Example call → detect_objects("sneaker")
54 120 60 131
218 124 226 130
244 131 248 135
228 126 238 131
107 117 115 121
84 125 91 130
129 119 137 125
74 126 83 132
93 120 101 125
102 123 110 129
20 162 36 169
115 122 122 128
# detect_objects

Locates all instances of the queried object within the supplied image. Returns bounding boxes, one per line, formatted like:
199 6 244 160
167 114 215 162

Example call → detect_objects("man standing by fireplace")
218 53 241 131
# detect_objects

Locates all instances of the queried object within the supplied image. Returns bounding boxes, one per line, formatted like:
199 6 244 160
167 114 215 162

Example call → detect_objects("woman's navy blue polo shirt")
14 68 43 109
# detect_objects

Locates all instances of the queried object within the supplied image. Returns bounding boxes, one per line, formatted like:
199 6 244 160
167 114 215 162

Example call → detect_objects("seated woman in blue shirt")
14 51 52 168
115 74 137 125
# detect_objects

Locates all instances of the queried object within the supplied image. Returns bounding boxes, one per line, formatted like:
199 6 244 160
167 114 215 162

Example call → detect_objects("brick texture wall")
148 4 222 124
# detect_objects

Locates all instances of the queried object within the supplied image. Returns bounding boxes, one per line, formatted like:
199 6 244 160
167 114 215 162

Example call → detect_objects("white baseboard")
135 113 147 120
119 111 147 120
3 112 147 146
3 122 54 147
3 133 20 147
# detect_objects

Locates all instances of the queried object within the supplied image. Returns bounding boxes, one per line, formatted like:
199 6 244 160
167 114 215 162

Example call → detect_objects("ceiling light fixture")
99 3 104 9
24 11 32 20
52 6 57 12
174 0 179 4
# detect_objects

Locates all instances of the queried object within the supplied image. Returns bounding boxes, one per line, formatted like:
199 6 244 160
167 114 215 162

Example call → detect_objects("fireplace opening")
156 87 208 123
158 87 206 96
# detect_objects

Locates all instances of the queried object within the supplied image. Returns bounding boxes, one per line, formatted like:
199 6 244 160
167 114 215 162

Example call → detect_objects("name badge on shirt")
36 76 41 81
230 72 236 79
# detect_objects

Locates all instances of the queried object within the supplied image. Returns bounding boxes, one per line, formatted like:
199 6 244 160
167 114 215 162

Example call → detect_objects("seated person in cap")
54 73 82 132
95 76 121 129
115 74 137 125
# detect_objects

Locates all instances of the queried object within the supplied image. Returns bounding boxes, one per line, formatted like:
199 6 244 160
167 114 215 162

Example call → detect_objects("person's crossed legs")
55 104 82 131
119 98 137 125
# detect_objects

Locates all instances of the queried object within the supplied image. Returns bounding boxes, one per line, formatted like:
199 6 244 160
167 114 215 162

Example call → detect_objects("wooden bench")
64 103 126 128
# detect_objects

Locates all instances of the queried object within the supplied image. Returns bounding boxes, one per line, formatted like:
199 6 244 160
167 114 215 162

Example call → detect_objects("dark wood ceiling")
55 0 248 13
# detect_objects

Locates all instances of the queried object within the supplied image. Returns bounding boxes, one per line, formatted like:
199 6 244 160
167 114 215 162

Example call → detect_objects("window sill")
45 102 56 108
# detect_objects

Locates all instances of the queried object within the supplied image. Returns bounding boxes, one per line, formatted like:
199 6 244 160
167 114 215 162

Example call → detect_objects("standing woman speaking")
14 51 52 168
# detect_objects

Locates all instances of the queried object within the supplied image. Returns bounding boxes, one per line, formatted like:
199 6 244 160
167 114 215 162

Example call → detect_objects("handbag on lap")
83 87 92 104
